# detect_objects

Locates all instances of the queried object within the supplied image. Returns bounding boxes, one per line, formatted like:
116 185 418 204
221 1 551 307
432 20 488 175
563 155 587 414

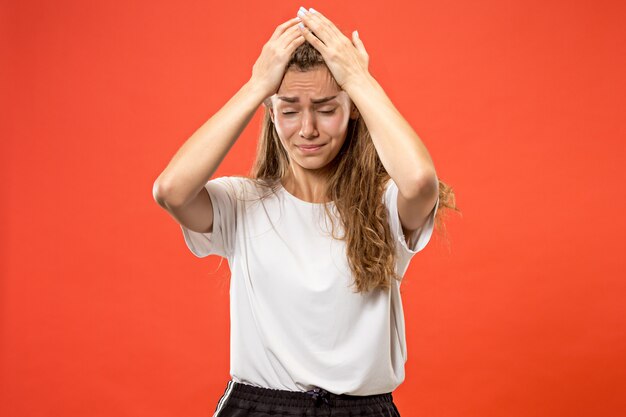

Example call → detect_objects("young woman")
154 7 456 417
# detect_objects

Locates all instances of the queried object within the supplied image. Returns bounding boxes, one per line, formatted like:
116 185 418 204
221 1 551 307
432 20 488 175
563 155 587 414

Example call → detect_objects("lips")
298 144 324 153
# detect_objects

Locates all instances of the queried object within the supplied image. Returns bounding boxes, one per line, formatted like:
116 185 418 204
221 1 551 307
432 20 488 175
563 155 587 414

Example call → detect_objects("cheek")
274 117 299 137
319 112 350 135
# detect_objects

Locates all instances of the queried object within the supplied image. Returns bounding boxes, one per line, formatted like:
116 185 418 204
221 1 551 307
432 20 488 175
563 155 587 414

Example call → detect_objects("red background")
2 0 625 416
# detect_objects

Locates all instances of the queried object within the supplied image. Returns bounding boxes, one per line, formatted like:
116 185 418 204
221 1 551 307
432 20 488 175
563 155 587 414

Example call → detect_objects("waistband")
226 380 394 408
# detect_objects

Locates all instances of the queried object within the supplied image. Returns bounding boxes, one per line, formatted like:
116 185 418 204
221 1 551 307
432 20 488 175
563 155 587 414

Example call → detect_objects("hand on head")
250 17 307 98
250 9 370 99
296 7 370 90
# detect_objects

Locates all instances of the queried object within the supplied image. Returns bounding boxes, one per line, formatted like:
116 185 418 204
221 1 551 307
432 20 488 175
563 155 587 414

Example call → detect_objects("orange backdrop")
2 0 625 416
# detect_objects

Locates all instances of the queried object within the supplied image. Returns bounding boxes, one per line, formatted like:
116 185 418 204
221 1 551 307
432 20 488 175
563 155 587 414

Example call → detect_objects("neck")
281 167 332 204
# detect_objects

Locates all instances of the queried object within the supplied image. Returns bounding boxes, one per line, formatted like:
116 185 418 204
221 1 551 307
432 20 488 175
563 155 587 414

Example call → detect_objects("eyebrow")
277 95 338 104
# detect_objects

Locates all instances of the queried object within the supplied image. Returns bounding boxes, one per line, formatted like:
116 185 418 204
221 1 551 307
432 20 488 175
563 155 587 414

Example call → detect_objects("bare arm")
297 10 439 237
344 73 439 236
153 81 266 208
153 17 306 233
152 80 267 233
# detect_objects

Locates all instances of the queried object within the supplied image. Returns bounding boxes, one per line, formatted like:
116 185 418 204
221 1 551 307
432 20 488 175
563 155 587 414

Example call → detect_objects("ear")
350 104 360 120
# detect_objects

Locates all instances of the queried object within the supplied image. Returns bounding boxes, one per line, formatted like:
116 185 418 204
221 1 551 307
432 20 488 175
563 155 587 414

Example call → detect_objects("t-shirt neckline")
278 182 335 206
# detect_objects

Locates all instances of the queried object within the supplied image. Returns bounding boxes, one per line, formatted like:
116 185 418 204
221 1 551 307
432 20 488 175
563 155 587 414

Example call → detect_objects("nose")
299 111 319 139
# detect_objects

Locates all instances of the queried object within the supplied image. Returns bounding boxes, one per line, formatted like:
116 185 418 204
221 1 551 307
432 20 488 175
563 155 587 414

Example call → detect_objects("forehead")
275 66 342 102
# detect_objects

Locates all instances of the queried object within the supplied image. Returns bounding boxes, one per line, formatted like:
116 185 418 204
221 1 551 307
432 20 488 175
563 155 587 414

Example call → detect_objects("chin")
292 157 326 170
300 162 328 170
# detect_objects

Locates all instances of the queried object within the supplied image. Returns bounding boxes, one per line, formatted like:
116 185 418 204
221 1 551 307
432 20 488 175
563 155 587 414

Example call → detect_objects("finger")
298 10 333 45
271 16 302 41
352 30 368 55
307 8 343 38
298 22 327 50
279 24 305 49
286 34 306 53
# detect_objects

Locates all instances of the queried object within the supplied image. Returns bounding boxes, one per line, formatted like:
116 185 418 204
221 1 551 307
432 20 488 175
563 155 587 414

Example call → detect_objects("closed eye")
281 109 336 115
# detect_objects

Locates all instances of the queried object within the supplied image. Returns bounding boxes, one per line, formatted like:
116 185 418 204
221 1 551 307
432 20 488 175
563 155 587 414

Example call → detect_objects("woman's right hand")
250 17 306 99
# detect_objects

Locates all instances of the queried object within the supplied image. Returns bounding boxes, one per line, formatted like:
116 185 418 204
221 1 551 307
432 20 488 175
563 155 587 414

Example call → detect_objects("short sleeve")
384 178 439 257
180 176 240 259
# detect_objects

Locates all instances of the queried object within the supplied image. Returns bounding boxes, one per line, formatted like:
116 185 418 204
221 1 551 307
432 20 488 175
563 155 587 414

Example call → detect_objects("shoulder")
208 175 278 201
208 175 253 190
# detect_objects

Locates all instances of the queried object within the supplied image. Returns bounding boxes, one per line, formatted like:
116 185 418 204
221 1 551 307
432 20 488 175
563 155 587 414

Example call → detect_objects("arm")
153 79 266 209
152 79 267 234
297 9 439 234
343 73 439 234
153 17 306 233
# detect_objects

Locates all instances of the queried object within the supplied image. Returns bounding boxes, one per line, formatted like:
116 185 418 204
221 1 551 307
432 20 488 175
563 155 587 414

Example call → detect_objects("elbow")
422 171 439 197
153 177 185 209
152 179 169 208
402 171 439 201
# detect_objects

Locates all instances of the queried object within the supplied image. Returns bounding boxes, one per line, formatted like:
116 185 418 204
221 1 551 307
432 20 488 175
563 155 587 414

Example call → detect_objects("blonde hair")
244 42 458 293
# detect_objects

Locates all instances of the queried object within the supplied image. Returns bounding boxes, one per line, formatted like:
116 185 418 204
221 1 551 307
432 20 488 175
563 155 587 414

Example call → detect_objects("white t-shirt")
181 176 439 395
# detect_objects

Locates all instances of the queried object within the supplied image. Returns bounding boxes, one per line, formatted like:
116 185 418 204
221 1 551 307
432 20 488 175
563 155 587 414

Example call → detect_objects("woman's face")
270 66 357 173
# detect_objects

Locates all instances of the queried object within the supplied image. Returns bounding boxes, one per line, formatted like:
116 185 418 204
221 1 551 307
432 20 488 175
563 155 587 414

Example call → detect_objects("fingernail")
298 6 308 16
298 22 305 29
355 30 359 37
309 7 317 13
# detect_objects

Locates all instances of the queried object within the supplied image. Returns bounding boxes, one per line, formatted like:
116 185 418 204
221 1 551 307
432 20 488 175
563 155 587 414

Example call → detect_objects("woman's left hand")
297 8 370 90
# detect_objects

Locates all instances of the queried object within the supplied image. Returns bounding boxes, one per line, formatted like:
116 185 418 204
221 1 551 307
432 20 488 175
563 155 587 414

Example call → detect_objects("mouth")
297 144 325 153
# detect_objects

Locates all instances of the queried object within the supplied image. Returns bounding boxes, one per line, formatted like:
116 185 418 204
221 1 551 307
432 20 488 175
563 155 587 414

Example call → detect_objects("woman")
154 7 457 417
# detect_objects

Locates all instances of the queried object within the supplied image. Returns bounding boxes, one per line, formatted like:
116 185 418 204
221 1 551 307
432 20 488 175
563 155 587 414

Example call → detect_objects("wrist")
342 72 377 96
244 77 276 104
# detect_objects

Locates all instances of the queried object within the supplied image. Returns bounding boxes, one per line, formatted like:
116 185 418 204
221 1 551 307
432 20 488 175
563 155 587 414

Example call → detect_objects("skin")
268 66 359 203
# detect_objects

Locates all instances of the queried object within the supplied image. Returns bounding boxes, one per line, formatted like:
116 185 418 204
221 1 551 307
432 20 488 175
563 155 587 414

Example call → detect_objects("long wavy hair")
243 41 458 293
